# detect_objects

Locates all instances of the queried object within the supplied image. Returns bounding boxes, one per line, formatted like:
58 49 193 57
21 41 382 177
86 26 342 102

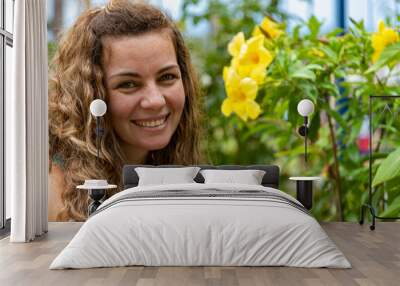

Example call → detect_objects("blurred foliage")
47 0 400 222
48 42 57 63
181 0 400 221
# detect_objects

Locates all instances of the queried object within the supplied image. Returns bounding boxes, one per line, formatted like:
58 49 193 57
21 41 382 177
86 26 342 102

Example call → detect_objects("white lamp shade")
297 99 314 116
90 99 107 117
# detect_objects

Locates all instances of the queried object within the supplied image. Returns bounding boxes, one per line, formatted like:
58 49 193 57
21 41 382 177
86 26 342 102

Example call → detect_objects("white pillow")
135 167 201 186
200 169 266 185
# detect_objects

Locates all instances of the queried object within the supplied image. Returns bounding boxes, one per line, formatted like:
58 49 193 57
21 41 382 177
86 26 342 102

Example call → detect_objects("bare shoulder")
48 162 66 221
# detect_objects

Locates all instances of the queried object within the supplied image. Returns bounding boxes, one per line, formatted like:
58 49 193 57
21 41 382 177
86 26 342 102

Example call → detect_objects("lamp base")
359 203 400 231
88 189 106 216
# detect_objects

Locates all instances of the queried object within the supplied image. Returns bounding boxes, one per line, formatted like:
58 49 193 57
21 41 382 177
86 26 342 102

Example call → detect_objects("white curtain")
7 0 48 242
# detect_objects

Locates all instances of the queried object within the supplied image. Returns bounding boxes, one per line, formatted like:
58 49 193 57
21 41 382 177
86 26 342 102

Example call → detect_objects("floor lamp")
359 95 400 230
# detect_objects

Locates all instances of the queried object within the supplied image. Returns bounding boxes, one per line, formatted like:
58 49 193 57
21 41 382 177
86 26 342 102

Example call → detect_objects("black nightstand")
77 181 117 216
289 177 321 210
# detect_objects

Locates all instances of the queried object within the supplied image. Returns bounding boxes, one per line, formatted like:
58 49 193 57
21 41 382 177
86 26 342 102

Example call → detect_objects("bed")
50 165 351 269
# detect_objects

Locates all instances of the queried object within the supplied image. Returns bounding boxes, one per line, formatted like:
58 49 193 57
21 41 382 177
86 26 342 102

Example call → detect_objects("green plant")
182 0 400 221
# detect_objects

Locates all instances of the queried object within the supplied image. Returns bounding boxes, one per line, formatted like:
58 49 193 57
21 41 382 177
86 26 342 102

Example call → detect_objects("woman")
49 0 204 221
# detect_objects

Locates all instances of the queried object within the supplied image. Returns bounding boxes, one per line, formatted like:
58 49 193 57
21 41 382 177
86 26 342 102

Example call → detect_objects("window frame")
0 0 13 235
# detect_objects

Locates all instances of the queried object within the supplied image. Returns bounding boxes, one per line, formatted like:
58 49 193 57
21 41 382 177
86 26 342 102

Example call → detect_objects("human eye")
116 81 138 90
159 73 179 82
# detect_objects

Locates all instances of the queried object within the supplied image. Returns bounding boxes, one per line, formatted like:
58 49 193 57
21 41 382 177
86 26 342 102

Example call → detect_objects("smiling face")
101 30 185 163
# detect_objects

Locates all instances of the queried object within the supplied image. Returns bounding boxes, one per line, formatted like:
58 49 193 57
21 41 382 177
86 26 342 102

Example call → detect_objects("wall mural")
47 0 400 222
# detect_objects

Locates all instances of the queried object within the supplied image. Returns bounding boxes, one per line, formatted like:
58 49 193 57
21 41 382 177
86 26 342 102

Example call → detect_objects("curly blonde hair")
49 0 204 221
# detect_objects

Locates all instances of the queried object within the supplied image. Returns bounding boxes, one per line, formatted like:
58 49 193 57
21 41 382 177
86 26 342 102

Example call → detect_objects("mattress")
50 183 351 269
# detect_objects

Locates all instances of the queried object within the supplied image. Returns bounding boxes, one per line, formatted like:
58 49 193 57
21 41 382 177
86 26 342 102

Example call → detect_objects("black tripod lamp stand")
359 95 400 230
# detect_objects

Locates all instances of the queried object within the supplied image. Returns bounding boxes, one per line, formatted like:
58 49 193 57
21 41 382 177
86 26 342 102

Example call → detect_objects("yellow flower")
252 17 283 39
228 32 245 57
222 66 261 121
232 35 273 79
371 20 399 63
237 64 266 85
309 47 325 58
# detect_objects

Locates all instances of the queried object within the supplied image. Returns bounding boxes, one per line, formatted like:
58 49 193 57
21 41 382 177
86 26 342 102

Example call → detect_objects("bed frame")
122 165 280 190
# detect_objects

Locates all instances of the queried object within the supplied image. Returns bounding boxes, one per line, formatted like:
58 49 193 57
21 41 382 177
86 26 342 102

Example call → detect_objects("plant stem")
374 100 392 154
324 96 344 221
375 127 385 154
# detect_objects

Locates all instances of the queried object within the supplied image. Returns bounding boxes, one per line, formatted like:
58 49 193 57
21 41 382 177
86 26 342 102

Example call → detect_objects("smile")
131 114 170 128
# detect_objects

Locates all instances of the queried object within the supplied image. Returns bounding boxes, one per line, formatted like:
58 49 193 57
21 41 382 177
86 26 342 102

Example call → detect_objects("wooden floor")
0 222 399 286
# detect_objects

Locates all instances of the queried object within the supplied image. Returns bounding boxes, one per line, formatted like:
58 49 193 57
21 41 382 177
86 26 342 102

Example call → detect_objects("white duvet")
50 183 351 269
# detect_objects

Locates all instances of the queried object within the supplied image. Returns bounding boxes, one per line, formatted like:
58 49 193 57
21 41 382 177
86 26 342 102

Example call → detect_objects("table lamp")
90 99 107 162
80 99 110 216
297 99 315 163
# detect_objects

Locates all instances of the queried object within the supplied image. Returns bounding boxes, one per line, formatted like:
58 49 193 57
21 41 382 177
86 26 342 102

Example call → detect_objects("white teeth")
133 116 167 128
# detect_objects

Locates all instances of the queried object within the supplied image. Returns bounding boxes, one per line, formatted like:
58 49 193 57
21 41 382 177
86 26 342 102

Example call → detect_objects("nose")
140 83 166 110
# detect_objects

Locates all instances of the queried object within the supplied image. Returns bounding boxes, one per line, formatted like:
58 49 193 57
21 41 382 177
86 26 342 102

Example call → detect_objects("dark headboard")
122 165 280 190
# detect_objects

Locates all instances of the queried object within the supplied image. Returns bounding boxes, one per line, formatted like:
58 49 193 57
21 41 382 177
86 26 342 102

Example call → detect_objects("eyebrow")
108 64 179 80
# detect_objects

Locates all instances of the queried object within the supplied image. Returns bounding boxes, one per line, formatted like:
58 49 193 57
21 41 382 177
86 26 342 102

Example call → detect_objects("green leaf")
288 98 299 126
242 123 270 141
306 64 324 71
308 109 320 141
324 108 347 128
349 18 365 33
385 176 400 194
292 25 301 41
326 27 343 37
319 46 337 62
380 195 400 217
289 62 316 81
349 119 362 142
334 69 347 78
320 82 340 96
307 15 321 39
372 147 400 187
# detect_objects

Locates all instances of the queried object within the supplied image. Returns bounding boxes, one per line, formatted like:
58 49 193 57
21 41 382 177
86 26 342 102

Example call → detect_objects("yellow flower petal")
378 20 385 33
249 65 266 85
232 102 248 122
234 60 267 84
382 29 400 44
223 66 229 82
235 36 273 69
235 64 252 77
246 100 261 119
259 17 283 39
224 66 240 93
246 36 264 54
371 20 400 63
260 17 277 29
228 32 245 57
372 51 380 63
239 77 258 100
252 26 261 37
371 34 383 51
258 48 273 68
309 48 325 58
221 98 234 116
